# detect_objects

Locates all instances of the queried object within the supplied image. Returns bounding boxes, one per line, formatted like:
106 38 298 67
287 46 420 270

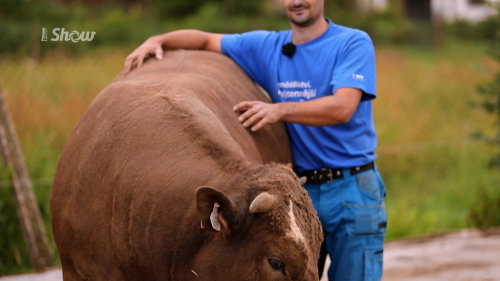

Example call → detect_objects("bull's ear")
299 176 307 186
195 186 236 237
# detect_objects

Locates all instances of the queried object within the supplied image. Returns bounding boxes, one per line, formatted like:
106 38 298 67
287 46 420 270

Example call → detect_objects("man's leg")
323 168 387 281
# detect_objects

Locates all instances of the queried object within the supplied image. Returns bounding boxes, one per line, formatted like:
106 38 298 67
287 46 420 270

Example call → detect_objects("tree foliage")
467 7 500 230
475 9 500 168
158 0 266 18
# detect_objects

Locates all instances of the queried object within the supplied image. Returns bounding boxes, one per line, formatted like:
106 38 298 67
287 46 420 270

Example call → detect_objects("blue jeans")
304 166 387 281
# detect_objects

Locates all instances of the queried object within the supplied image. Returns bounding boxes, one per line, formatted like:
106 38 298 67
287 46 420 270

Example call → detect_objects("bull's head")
194 165 322 281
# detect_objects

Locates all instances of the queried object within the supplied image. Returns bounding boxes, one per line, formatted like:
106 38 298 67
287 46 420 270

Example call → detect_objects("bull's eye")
268 258 285 274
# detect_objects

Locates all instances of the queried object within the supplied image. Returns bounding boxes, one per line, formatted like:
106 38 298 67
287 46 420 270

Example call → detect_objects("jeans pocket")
343 203 387 236
355 170 384 202
364 248 384 281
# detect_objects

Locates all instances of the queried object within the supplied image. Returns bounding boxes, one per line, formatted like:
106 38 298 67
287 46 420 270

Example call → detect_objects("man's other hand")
234 101 284 132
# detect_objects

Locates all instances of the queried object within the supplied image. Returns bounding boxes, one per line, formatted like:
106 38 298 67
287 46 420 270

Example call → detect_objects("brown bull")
50 50 323 281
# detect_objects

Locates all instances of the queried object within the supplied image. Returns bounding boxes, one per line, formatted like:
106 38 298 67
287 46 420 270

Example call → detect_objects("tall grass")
374 41 500 238
0 48 124 274
0 40 498 274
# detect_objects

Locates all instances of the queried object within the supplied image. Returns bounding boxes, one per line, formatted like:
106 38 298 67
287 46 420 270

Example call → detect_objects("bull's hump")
161 91 252 165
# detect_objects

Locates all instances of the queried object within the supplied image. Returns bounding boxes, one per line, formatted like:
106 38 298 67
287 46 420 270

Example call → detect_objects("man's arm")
234 88 362 131
124 30 223 72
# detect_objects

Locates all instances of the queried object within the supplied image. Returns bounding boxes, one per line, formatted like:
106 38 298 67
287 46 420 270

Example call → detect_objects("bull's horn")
249 192 276 214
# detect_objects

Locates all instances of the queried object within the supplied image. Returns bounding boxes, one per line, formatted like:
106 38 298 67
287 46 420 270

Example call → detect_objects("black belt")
296 162 374 184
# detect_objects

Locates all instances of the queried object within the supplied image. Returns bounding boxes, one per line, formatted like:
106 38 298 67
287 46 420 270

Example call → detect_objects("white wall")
356 0 388 13
356 0 498 22
432 0 499 22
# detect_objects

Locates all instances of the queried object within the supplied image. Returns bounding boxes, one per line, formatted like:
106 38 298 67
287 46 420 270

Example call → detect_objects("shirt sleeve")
330 32 377 100
220 31 272 87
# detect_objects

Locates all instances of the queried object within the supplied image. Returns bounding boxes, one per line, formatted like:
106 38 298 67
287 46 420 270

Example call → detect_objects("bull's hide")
51 50 322 281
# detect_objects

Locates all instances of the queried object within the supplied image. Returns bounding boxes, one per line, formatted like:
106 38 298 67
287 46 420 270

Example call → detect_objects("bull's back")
50 50 291 280
116 50 290 164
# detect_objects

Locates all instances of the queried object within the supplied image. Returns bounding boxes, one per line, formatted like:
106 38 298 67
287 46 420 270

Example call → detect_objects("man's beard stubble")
287 4 318 27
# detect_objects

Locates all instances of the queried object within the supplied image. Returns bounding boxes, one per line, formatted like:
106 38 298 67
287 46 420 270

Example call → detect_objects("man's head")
281 0 325 27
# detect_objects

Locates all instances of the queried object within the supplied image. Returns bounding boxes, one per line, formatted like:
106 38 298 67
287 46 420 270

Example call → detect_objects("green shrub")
466 7 500 230
467 186 500 229
0 19 31 55
157 0 266 19
0 180 32 275
447 14 500 41
159 0 208 18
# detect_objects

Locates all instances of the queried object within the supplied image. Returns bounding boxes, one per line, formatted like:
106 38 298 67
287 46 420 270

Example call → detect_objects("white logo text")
41 27 96 43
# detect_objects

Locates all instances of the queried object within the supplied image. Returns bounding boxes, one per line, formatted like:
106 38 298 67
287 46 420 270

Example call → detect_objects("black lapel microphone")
281 42 296 58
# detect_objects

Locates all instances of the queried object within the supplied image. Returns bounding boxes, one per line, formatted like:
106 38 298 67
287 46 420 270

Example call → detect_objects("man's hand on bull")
234 101 284 132
124 36 164 73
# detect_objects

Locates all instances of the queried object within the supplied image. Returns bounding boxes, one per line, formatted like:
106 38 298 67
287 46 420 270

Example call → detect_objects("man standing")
124 0 387 280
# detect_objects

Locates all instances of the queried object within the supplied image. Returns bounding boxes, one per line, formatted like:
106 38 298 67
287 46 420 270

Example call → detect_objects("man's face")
281 0 324 27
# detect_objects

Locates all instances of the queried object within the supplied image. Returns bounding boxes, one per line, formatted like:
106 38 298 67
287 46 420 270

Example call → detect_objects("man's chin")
290 17 315 27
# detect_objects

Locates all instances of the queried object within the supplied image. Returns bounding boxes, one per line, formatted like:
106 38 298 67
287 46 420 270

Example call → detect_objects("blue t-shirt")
221 20 377 172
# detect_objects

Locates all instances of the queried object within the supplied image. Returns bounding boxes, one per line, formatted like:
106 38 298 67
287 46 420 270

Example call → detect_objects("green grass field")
0 40 498 274
374 42 499 238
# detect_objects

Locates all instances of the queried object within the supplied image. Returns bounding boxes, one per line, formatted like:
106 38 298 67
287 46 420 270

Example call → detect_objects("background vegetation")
0 0 499 276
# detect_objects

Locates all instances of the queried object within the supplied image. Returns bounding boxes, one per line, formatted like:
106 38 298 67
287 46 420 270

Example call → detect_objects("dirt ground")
381 228 500 281
1 229 499 281
320 228 500 281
